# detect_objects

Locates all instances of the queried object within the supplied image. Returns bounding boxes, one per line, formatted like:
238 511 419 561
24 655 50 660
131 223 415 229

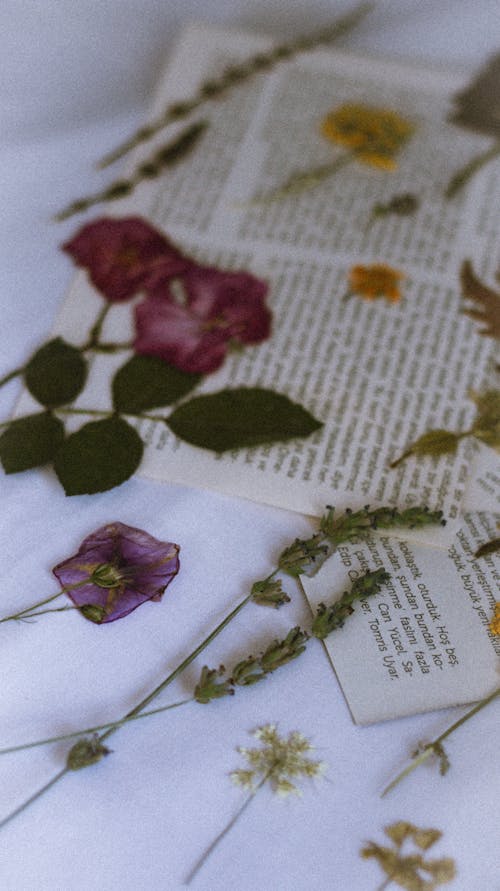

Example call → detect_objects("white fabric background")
0 3 498 890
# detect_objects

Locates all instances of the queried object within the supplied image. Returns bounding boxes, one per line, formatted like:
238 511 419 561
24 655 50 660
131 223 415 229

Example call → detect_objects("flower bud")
67 736 110 770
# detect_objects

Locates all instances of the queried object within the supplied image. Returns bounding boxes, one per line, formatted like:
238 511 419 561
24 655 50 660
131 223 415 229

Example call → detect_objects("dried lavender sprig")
312 568 390 639
97 3 373 168
1 563 389 758
0 504 442 830
381 685 500 796
55 120 208 221
280 504 445 579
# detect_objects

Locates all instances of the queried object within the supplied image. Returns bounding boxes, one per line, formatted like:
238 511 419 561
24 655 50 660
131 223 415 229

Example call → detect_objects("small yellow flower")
348 263 405 303
489 602 500 635
321 103 414 170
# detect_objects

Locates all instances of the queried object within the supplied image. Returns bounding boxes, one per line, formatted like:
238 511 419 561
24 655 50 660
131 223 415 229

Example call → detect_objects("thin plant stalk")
246 154 352 205
185 773 269 885
0 698 192 757
445 141 500 199
0 579 91 626
381 685 500 797
0 589 255 830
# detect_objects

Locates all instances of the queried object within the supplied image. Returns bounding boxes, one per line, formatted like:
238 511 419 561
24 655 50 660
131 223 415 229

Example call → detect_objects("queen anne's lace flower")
231 724 325 796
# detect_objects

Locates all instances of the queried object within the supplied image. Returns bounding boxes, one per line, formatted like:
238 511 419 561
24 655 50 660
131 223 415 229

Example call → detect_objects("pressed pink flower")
52 522 180 623
134 265 272 374
62 216 192 302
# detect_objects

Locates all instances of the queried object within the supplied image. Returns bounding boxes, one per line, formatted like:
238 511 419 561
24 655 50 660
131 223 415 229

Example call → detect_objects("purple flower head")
134 264 272 374
53 522 180 623
62 216 192 302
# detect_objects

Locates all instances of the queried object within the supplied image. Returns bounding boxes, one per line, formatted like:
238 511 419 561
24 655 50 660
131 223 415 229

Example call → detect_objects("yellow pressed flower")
489 602 500 635
348 263 405 303
321 103 415 170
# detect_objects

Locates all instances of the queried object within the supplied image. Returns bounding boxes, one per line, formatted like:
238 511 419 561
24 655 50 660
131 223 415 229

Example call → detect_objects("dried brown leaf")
460 260 500 339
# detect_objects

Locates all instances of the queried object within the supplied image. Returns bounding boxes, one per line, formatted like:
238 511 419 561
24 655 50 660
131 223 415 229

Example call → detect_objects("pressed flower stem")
0 768 70 832
381 685 500 796
0 579 90 626
98 592 256 743
247 153 353 205
0 590 255 830
0 365 25 389
445 141 500 199
82 304 110 349
0 698 192 756
185 772 269 885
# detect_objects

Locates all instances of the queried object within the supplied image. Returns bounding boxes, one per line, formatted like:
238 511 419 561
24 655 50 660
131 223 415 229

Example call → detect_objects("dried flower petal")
489 602 500 635
63 216 191 302
53 522 180 623
134 265 271 374
321 103 414 170
348 263 404 303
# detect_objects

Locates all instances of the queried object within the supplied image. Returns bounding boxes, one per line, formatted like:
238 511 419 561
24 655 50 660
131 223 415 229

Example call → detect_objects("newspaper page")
19 24 499 543
302 510 499 723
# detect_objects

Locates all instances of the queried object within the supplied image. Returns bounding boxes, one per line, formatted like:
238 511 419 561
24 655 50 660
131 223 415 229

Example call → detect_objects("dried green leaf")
112 355 200 413
471 389 500 421
53 416 144 494
166 388 322 452
67 736 111 770
24 338 88 407
250 578 290 608
391 429 459 468
0 412 65 473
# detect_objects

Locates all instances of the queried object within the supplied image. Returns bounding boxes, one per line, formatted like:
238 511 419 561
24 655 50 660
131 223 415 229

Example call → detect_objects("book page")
302 511 499 723
17 24 499 542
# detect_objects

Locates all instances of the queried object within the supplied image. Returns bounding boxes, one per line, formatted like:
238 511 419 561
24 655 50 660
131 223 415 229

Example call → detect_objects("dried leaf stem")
381 685 500 797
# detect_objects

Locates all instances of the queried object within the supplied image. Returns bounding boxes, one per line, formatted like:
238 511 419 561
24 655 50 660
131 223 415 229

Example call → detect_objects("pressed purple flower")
52 522 180 623
62 216 192 302
134 264 272 374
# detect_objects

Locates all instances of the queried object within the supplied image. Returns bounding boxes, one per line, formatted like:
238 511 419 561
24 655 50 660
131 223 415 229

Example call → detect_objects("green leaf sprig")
0 317 322 495
0 504 444 830
389 389 500 468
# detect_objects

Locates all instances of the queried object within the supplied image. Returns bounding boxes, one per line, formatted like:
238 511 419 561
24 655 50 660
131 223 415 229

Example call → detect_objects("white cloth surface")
0 3 498 890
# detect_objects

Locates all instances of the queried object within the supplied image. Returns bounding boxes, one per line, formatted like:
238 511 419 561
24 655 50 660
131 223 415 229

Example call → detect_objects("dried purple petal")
52 522 180 623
